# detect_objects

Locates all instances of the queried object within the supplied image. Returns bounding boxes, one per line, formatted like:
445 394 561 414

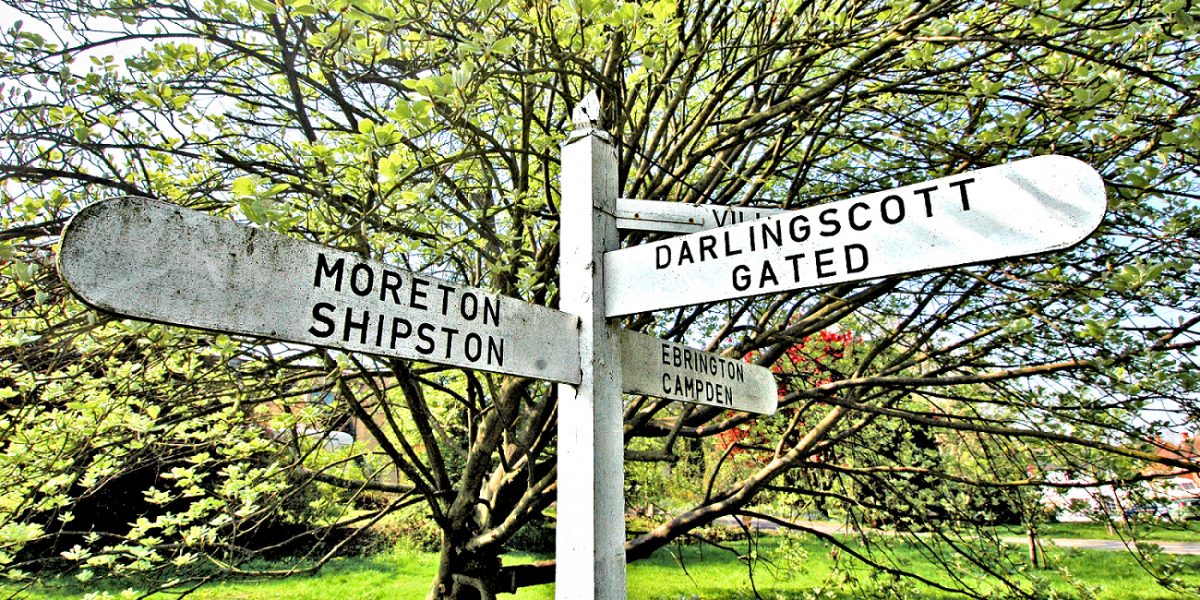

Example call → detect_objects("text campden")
660 342 746 407
307 253 505 367
653 178 976 290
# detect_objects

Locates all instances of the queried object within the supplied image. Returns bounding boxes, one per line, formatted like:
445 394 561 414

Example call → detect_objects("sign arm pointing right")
603 155 1106 316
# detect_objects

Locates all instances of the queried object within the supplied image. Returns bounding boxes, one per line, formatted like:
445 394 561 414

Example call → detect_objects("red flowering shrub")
716 329 860 454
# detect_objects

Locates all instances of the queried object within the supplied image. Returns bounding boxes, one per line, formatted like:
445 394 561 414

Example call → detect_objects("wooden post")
555 92 626 599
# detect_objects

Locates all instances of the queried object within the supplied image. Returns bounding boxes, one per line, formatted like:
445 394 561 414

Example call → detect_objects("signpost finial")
571 89 604 133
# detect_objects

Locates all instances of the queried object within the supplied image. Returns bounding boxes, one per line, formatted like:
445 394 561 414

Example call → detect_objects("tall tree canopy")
2 0 1199 598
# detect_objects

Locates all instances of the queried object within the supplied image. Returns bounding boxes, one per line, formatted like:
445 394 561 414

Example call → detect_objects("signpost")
604 156 1108 316
57 197 583 384
555 98 626 599
58 94 1109 600
618 329 776 415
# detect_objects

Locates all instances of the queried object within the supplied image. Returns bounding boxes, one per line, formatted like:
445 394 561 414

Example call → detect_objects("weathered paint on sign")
618 329 777 415
58 197 582 384
605 155 1107 316
615 198 784 234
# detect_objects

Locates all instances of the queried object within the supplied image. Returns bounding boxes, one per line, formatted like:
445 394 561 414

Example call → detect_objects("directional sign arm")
618 329 776 415
58 197 582 384
604 155 1107 316
615 198 784 234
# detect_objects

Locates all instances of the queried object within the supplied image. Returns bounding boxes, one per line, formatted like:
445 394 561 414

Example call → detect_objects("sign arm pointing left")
58 197 584 384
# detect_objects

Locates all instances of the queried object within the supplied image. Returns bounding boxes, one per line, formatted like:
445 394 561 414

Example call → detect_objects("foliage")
0 311 365 591
379 506 444 554
3 0 1200 598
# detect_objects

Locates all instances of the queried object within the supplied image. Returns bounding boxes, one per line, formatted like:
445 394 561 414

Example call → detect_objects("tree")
3 0 1200 597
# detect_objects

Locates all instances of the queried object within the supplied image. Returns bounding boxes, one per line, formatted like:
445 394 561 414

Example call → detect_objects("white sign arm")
605 155 1106 316
58 197 582 384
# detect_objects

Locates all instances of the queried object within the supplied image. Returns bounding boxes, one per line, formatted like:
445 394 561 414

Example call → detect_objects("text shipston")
307 252 506 367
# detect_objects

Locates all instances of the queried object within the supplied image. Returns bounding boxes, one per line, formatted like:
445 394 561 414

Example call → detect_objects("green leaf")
231 176 257 198
491 35 518 54
246 0 277 14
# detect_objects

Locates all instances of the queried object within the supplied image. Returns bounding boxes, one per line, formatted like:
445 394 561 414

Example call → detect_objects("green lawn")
612 536 1200 600
997 520 1200 542
1 552 444 600
6 534 1199 599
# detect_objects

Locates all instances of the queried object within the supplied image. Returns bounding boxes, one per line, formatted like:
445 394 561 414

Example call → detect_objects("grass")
0 552 443 600
614 536 1200 600
995 520 1200 542
6 533 1200 600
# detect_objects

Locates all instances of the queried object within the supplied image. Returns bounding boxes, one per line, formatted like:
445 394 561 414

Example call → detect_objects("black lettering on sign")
343 307 371 343
881 195 905 224
789 214 810 243
759 220 783 249
706 381 729 405
314 253 344 290
819 207 841 237
758 260 779 288
846 244 869 274
437 284 455 315
301 300 504 367
848 202 872 231
723 230 743 256
677 243 694 266
415 322 436 354
948 177 975 211
914 185 939 218
732 264 751 291
815 248 836 278
309 302 336 337
465 332 482 362
487 337 504 366
460 292 478 321
633 170 996 302
699 234 717 261
482 296 500 327
656 246 671 269
410 278 429 310
380 269 404 304
441 327 459 359
350 263 373 297
785 253 806 281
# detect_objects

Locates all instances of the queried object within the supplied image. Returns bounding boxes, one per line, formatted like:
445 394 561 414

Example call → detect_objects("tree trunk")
1027 526 1041 569
428 537 504 600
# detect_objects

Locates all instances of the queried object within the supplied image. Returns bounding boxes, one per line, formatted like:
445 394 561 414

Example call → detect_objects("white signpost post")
553 98 629 600
605 156 1108 316
58 95 1108 600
